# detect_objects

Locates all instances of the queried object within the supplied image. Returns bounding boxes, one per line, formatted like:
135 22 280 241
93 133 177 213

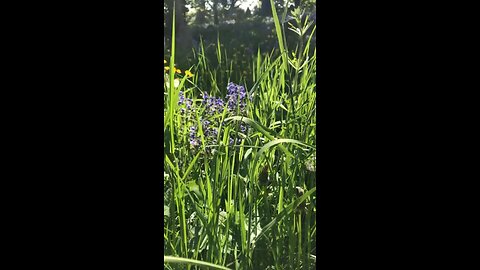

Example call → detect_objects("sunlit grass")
164 2 316 269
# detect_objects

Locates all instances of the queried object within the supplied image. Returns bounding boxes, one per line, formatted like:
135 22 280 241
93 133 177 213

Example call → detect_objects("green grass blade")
164 256 231 270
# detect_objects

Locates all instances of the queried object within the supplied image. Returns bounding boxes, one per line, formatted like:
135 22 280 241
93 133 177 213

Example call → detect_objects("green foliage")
165 0 316 74
164 2 316 269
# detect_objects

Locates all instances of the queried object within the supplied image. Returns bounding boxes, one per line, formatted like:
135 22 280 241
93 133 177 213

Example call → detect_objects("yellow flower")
164 59 167 64
185 70 193 78
164 66 170 71
175 68 182 74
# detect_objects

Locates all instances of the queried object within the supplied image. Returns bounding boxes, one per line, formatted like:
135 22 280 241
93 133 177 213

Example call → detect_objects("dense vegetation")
164 0 316 269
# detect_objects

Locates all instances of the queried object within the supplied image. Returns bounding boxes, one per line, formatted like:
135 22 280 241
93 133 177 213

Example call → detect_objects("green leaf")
164 256 231 270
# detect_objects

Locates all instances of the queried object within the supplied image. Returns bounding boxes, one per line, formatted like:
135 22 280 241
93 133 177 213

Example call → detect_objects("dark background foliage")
164 0 316 74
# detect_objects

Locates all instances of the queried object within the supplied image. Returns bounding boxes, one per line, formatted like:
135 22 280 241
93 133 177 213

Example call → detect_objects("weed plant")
164 1 316 269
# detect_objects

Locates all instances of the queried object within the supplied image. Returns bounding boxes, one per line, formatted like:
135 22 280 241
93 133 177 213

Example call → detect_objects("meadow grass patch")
164 3 316 269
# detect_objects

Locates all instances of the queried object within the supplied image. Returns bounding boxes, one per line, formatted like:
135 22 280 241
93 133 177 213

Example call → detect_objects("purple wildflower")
225 82 249 113
189 125 200 148
178 91 185 105
186 98 193 110
240 124 247 133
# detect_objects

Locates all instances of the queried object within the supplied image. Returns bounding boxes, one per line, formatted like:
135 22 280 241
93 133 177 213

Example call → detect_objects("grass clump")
164 2 316 269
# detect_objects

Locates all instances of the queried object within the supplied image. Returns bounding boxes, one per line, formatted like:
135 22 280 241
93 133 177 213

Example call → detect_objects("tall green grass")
164 2 316 269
